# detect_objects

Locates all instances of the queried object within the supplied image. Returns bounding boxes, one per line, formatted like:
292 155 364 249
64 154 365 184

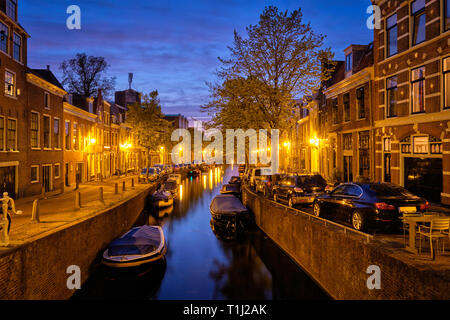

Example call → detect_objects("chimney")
46 65 50 71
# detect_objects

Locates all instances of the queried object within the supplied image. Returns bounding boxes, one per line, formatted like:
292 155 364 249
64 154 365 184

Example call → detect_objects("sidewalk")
0 174 157 252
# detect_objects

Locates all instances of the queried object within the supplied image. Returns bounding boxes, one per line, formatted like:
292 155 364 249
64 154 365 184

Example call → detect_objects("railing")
243 184 374 243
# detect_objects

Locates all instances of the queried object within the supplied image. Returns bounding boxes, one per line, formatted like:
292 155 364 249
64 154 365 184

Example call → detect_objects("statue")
0 192 22 246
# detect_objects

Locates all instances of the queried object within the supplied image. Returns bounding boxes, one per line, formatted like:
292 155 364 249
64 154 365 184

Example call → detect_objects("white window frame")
54 163 61 179
53 117 61 149
5 69 16 98
6 117 17 151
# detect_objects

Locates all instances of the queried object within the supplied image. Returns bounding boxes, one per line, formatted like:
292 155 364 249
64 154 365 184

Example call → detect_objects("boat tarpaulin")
210 195 247 214
107 225 162 256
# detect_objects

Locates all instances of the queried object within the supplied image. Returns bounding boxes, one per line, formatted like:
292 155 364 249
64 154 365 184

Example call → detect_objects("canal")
73 166 329 300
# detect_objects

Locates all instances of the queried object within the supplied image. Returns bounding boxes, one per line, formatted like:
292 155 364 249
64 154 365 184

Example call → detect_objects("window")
356 87 365 119
445 0 449 31
0 117 4 151
6 119 16 151
386 76 398 118
54 164 60 179
44 92 50 109
73 123 79 150
31 166 39 183
413 136 429 154
43 115 51 148
65 121 71 150
54 118 60 149
332 98 339 124
411 66 425 113
6 0 16 20
411 0 426 46
444 57 450 109
343 93 350 122
345 53 352 72
13 33 21 62
384 138 391 183
343 133 353 150
386 14 398 57
0 22 8 54
5 71 15 97
359 131 370 177
31 112 39 148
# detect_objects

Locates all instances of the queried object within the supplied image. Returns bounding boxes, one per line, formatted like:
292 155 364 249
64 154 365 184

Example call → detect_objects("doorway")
43 165 51 192
404 157 442 203
0 166 16 198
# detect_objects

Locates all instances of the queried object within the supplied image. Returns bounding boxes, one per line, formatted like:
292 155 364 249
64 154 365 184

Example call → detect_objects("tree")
202 6 334 132
59 53 116 98
125 90 172 168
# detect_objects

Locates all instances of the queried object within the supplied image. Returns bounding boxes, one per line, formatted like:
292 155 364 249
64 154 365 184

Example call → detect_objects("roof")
28 69 65 91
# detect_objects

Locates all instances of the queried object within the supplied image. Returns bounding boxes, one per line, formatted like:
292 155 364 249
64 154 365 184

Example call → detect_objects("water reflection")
73 166 329 300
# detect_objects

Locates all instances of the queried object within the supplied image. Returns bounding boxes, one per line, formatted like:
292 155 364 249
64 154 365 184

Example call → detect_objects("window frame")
30 111 40 149
356 86 366 119
12 32 21 62
0 22 8 54
44 92 50 109
332 98 339 124
5 70 16 97
6 118 17 151
0 116 4 151
53 117 61 149
445 0 450 32
65 120 71 150
343 93 350 122
411 0 426 47
43 114 51 149
386 75 398 118
6 0 17 21
411 66 426 114
345 53 353 73
386 13 398 58
54 163 61 179
444 56 450 110
31 165 39 183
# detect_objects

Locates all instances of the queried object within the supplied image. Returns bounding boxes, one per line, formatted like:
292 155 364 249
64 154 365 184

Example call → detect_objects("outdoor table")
401 214 441 254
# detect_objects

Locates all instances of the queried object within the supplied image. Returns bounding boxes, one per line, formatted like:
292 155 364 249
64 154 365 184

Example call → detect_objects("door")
65 163 70 187
404 157 442 203
0 166 15 198
43 165 51 192
76 163 83 184
343 156 353 182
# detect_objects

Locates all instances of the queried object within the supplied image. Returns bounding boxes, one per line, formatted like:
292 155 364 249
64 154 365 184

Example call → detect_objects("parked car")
139 167 158 182
312 182 429 231
249 168 266 189
256 173 285 197
273 174 327 207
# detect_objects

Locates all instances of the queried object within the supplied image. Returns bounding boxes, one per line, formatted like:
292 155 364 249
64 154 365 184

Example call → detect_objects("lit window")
411 0 426 46
31 112 39 148
31 166 39 183
411 67 425 113
386 76 398 118
386 14 397 57
73 123 79 150
43 115 51 148
6 118 16 151
0 22 8 54
5 71 15 96
343 133 353 150
13 33 21 62
444 57 450 109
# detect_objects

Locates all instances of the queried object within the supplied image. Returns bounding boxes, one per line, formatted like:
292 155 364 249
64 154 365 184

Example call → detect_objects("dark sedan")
312 182 429 231
273 174 327 207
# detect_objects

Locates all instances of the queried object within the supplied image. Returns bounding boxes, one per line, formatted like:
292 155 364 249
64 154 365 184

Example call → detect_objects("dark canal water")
73 166 329 300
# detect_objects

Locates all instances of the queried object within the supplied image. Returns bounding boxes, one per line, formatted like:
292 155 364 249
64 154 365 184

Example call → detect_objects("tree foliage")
125 90 172 156
59 53 116 98
202 6 335 132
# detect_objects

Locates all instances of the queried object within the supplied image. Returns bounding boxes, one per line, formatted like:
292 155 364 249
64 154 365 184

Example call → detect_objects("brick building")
372 0 450 204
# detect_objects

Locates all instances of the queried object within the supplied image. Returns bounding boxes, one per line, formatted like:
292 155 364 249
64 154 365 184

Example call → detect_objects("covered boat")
152 190 174 208
162 180 178 197
220 183 241 196
102 225 166 268
210 194 249 234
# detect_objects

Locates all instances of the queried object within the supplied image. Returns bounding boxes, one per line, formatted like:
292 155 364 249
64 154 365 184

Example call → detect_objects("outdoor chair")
401 213 423 247
418 218 450 258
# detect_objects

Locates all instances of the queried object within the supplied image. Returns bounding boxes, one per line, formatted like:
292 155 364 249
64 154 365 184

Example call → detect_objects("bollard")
99 187 104 203
115 183 119 194
122 181 126 192
131 178 135 188
75 191 81 209
31 199 40 223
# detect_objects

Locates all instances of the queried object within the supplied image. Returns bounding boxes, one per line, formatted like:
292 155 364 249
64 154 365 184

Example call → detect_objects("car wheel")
351 211 365 231
288 196 293 208
313 202 321 217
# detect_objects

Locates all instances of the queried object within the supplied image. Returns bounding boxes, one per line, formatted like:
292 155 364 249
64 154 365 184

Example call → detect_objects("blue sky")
21 0 373 121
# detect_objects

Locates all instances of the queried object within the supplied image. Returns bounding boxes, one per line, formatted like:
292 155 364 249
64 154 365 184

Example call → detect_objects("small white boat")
102 225 166 268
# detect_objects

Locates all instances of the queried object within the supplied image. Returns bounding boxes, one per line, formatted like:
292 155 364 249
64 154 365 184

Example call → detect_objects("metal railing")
243 184 374 243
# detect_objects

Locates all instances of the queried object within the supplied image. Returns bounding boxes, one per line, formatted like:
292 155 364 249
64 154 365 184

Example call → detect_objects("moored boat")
102 225 166 268
210 194 249 234
152 190 174 208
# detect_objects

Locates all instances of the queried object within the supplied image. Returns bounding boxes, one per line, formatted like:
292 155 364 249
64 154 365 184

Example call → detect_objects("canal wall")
243 187 450 300
0 183 157 300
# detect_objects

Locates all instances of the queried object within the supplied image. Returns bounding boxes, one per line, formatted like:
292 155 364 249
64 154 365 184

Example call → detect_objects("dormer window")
6 0 16 21
345 53 353 73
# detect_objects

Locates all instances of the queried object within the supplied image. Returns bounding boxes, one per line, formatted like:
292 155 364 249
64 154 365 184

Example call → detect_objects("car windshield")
369 184 416 198
297 175 326 186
